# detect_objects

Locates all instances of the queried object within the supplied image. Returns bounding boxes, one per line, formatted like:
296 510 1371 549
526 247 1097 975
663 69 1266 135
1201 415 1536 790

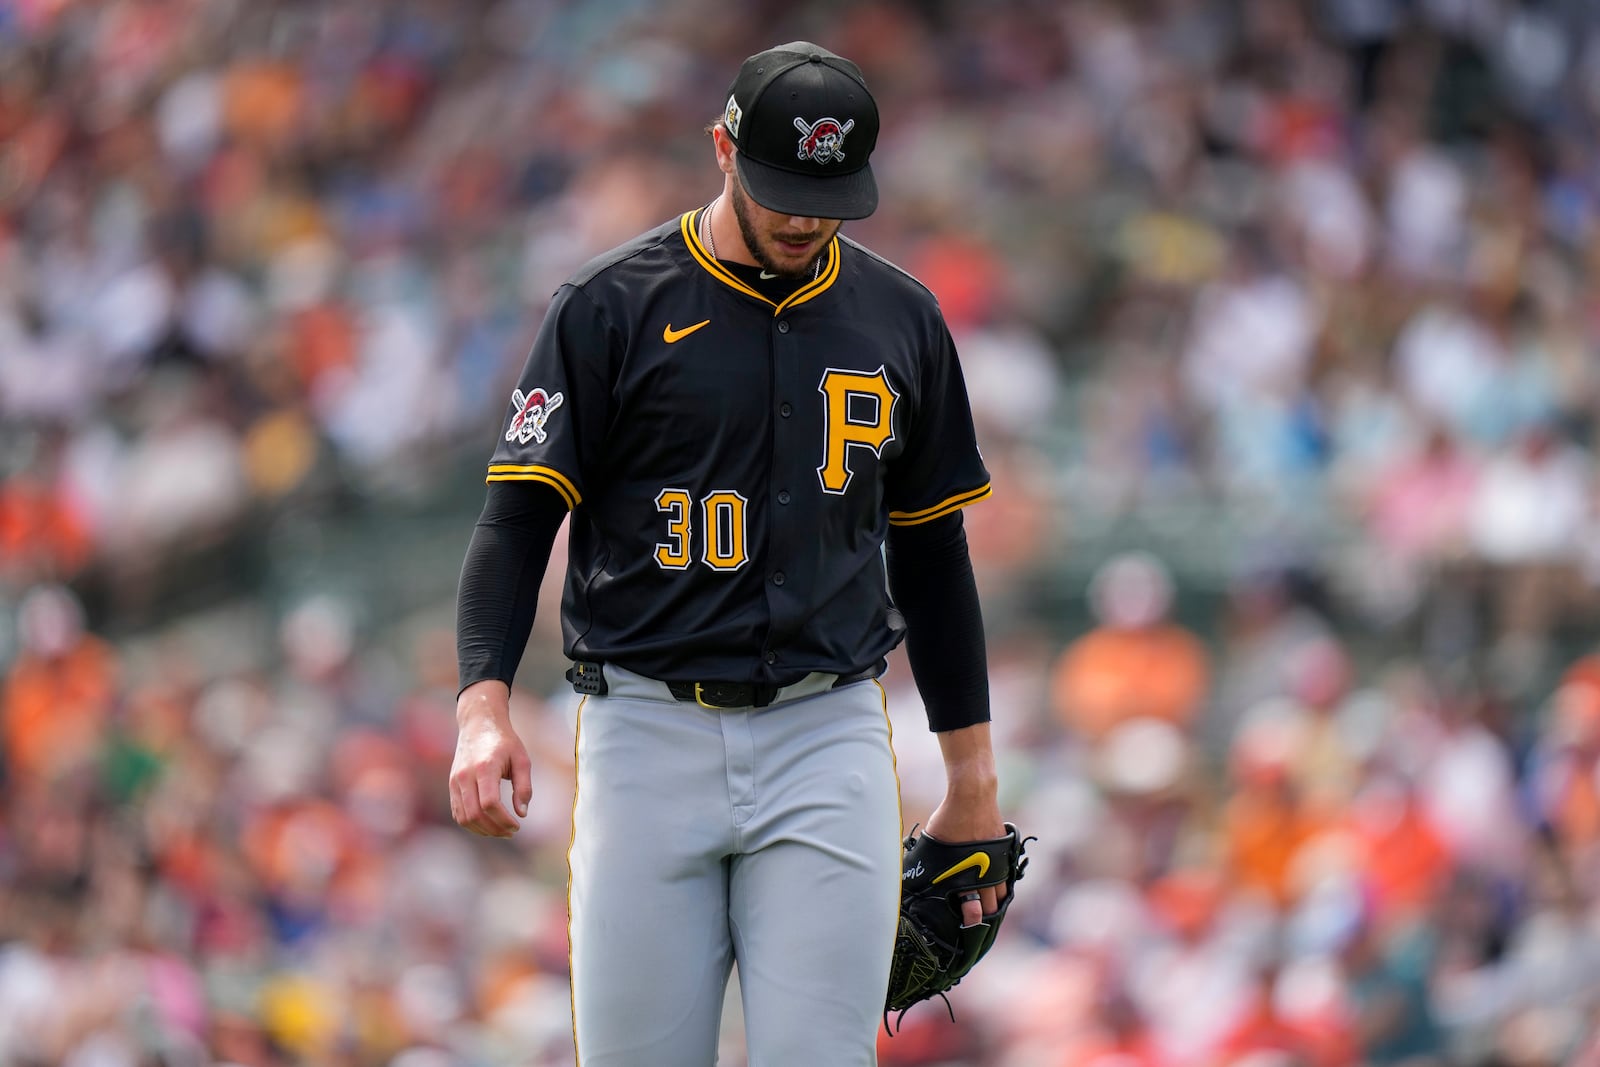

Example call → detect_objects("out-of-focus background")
3 0 1600 1064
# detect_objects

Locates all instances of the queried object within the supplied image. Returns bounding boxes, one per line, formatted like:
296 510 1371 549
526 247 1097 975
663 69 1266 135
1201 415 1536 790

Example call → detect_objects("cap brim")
735 153 878 220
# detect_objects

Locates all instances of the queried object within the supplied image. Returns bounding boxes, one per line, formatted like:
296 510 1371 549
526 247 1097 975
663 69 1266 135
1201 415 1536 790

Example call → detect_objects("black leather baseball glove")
884 822 1032 1028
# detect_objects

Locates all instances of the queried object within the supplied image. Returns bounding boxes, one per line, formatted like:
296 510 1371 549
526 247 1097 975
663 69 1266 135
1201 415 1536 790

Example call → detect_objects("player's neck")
704 194 758 268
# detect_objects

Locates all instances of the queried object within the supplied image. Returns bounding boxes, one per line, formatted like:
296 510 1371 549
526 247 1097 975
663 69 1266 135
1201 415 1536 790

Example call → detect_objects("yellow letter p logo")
817 367 899 495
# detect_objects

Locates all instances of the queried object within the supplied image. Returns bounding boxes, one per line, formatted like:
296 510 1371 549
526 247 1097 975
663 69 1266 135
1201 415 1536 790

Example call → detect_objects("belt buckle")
694 682 751 709
694 682 743 709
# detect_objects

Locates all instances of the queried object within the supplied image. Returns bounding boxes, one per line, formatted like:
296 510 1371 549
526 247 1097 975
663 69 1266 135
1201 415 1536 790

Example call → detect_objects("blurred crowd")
5 0 1600 1064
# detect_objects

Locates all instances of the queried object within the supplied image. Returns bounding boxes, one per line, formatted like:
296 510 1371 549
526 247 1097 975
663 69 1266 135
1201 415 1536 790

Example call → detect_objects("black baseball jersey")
487 208 989 685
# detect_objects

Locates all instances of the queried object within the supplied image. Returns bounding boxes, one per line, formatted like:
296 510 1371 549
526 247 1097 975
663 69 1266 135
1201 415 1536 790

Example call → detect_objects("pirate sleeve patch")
487 284 617 509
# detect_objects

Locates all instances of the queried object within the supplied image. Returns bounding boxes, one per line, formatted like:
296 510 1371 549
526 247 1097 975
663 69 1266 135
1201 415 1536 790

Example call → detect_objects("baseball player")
450 42 1005 1065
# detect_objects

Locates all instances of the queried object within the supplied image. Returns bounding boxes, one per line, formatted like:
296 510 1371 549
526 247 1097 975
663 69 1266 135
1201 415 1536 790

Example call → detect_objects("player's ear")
712 125 737 176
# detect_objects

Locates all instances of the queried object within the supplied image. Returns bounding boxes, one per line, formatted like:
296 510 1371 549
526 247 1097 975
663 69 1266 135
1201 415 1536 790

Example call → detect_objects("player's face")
730 177 841 280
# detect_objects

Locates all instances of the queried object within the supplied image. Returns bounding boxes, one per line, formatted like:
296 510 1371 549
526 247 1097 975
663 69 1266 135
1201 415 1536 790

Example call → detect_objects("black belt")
665 665 880 709
567 660 880 708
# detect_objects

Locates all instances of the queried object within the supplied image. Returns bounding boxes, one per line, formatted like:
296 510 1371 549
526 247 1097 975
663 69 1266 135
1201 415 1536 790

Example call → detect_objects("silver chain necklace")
703 199 821 282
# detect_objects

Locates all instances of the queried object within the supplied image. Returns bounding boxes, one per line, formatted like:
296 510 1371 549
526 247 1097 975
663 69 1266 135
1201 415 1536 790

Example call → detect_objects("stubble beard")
729 180 828 280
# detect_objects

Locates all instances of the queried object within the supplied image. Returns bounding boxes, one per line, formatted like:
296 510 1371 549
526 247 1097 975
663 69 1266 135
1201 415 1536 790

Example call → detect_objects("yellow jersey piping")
887 483 993 526
680 209 840 316
485 464 581 510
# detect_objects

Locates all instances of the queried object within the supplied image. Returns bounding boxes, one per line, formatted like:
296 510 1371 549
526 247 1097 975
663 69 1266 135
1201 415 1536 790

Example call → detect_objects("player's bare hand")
924 793 1006 929
929 722 1006 927
450 680 533 838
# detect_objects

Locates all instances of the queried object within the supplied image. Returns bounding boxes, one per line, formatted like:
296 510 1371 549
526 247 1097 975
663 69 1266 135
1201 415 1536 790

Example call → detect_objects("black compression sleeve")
884 512 990 732
455 480 568 695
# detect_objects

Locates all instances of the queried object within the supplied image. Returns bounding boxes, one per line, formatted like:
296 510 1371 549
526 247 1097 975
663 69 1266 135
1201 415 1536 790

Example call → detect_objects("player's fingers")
475 769 517 837
455 769 489 833
510 748 533 819
452 776 487 834
959 891 983 928
448 769 472 821
978 885 1000 919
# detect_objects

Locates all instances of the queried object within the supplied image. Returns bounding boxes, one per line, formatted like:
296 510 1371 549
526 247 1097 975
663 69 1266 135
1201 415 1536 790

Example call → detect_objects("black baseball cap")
721 42 879 220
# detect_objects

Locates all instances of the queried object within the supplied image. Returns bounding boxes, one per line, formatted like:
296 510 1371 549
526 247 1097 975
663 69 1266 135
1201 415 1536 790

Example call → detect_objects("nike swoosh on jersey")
930 852 990 884
663 319 711 343
759 271 778 279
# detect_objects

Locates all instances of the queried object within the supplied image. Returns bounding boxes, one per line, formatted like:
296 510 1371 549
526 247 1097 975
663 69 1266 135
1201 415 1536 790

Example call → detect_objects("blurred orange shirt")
0 478 92 578
1051 624 1210 741
1353 797 1451 917
1547 756 1600 852
223 61 304 147
1 636 116 781
1544 653 1600 851
288 303 356 395
1223 782 1316 906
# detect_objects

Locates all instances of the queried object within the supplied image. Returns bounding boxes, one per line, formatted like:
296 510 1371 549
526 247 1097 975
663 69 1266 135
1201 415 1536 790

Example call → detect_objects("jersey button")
772 572 786 586
765 651 777 665
777 490 791 505
777 320 790 334
779 402 793 418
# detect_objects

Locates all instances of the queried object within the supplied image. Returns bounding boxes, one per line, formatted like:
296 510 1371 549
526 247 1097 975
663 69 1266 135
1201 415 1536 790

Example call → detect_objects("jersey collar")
680 209 840 316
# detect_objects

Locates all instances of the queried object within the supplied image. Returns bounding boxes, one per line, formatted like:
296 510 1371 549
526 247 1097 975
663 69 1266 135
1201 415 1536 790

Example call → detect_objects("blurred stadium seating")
3 1 1600 1064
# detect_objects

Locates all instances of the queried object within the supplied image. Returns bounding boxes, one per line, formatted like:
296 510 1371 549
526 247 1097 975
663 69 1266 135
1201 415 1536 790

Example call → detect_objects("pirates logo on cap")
794 116 855 165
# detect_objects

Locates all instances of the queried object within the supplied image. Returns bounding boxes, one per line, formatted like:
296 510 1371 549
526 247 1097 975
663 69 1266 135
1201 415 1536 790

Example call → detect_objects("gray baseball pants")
566 665 903 1066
